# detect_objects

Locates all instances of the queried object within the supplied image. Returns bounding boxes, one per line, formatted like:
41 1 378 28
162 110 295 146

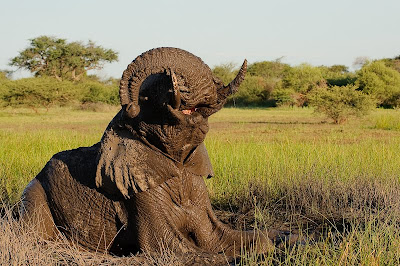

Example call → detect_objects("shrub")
213 63 275 106
356 61 400 108
81 82 119 105
0 77 119 110
309 85 375 124
212 63 236 85
282 64 325 94
0 77 77 110
318 65 357 87
270 88 296 106
228 75 273 106
247 60 290 80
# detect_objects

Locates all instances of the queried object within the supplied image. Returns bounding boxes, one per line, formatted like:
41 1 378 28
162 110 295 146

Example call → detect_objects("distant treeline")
214 56 400 109
0 73 119 110
0 56 399 110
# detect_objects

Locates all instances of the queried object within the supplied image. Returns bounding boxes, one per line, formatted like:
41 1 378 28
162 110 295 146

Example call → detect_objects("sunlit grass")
372 109 400 131
1 106 400 264
205 107 400 200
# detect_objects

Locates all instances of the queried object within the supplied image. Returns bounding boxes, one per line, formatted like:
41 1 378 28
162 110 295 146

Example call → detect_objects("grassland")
1 106 400 265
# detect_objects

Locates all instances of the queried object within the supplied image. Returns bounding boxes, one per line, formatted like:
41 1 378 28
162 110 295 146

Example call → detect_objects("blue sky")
1 0 399 78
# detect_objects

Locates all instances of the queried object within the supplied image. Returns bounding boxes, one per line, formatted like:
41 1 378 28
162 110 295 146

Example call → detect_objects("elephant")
20 47 279 257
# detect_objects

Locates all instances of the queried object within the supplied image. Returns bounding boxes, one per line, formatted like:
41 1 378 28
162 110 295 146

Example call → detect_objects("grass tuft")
372 110 400 130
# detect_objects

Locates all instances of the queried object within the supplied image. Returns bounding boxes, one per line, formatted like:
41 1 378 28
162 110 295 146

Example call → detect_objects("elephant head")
119 47 246 159
96 47 247 199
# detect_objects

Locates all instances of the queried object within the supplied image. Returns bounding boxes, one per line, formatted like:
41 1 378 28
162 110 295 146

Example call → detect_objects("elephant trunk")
217 59 247 101
196 60 247 118
119 48 215 118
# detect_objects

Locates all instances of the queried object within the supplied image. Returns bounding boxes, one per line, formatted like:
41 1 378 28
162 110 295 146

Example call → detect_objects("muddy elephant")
20 47 276 257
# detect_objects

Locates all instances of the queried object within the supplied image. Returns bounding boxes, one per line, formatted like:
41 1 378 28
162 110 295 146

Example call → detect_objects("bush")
270 88 296 106
228 75 273 106
0 77 119 110
309 85 375 124
81 82 119 105
213 61 290 107
0 77 76 110
356 61 400 108
212 63 236 85
282 64 325 94
247 60 290 80
318 65 357 87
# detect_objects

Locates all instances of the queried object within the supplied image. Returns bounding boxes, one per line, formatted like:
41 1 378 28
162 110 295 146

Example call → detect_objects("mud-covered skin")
21 47 274 257
23 141 271 255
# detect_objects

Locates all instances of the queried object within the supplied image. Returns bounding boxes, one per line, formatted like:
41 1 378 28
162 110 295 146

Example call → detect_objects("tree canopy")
9 36 118 81
356 61 400 108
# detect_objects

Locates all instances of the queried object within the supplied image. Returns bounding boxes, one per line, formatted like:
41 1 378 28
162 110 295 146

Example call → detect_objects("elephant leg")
20 179 57 240
187 175 274 256
205 209 274 256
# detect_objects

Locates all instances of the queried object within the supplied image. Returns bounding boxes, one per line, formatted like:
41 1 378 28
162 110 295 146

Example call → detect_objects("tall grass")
0 107 117 204
372 109 400 130
1 106 400 264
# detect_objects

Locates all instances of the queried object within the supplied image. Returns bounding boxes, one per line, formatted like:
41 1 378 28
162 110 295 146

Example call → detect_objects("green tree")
212 63 236 85
327 65 349 73
247 59 290 80
309 85 375 124
0 77 119 110
356 61 400 108
248 60 290 96
318 65 356 87
213 63 270 106
231 75 273 105
282 63 325 94
380 56 400 73
9 36 118 81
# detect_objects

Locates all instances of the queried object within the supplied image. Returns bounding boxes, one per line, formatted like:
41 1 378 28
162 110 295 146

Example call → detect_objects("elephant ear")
95 122 214 199
95 126 180 199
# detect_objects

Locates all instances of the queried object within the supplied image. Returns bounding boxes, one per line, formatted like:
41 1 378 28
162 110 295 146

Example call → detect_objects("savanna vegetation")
1 36 400 264
2 38 400 123
215 56 400 110
1 107 400 264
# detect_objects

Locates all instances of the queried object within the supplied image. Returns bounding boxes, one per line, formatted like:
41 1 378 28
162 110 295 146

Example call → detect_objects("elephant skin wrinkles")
20 47 274 258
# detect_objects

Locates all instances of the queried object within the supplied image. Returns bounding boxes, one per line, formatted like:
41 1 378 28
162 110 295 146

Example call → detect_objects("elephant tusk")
170 70 181 110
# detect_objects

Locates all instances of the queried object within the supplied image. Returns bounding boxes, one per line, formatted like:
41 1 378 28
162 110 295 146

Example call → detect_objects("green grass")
372 109 400 131
1 106 400 264
0 106 118 203
206 107 400 197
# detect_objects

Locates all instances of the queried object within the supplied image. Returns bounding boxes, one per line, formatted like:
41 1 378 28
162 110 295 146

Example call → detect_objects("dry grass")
0 204 231 265
1 106 400 264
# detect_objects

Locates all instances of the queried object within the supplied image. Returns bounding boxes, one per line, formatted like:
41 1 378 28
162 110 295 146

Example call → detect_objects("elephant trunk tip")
217 59 247 98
